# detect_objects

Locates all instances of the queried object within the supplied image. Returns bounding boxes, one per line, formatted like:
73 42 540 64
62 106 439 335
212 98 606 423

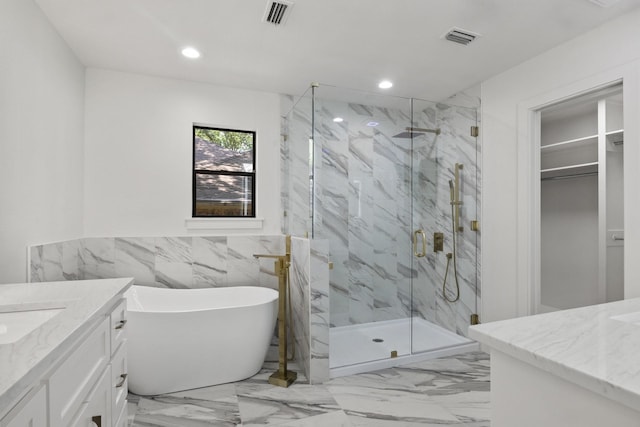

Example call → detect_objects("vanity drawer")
111 340 128 420
69 366 112 427
49 317 110 427
110 299 127 355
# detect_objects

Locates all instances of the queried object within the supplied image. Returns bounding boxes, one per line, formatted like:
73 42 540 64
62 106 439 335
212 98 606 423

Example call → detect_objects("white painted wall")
481 9 640 322
0 0 85 284
84 69 281 237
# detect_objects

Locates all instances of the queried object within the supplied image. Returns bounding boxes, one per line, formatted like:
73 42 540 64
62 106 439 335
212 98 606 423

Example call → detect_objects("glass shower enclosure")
282 84 480 374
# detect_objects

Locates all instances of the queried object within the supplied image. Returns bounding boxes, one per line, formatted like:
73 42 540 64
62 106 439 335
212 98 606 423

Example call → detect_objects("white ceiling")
34 0 640 101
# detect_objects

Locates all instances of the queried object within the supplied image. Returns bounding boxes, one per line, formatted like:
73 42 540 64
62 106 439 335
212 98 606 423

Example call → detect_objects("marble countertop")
0 278 133 416
469 298 640 411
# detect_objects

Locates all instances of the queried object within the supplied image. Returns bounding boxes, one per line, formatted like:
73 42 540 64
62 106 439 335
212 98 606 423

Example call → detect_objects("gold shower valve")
434 232 444 252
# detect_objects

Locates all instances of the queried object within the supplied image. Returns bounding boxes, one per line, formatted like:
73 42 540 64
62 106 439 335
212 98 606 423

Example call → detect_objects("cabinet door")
49 317 110 427
70 366 112 427
0 386 47 427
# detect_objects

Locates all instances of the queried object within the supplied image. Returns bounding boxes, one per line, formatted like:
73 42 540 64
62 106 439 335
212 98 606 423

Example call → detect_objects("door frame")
515 62 640 316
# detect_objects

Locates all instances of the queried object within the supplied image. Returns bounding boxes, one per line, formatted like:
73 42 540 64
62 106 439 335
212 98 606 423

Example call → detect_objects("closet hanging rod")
541 171 598 181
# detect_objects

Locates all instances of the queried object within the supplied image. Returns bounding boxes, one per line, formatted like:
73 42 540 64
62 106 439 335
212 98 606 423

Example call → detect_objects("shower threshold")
329 317 478 378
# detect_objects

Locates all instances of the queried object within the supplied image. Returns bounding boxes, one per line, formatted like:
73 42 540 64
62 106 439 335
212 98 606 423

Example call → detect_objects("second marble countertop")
469 298 640 412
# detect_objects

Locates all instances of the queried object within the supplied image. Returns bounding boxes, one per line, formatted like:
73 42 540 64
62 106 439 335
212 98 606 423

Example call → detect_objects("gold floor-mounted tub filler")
253 235 297 388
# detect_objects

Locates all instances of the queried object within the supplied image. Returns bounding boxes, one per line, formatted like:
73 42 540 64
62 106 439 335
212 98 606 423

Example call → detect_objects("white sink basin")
610 311 640 326
0 308 64 344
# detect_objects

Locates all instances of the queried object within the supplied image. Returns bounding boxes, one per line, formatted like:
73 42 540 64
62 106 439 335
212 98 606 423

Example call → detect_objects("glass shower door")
312 85 415 368
411 98 479 354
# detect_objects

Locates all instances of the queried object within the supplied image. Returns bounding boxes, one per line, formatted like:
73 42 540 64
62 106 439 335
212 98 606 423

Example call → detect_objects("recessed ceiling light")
181 47 201 59
378 80 393 89
367 121 379 127
333 117 344 123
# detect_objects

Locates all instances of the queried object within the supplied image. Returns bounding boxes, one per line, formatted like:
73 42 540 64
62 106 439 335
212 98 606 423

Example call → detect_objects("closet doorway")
538 84 624 312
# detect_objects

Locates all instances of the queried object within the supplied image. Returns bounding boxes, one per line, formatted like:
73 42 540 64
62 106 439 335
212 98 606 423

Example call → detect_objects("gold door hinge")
471 126 479 137
471 314 480 325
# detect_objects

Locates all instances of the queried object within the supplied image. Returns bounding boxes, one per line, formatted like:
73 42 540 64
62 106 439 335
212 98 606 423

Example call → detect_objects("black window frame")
192 125 257 218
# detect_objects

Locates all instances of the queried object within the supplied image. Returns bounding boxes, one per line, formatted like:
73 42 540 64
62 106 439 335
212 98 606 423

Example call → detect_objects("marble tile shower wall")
281 95 314 238
413 99 481 337
29 235 321 381
281 92 481 338
313 100 415 327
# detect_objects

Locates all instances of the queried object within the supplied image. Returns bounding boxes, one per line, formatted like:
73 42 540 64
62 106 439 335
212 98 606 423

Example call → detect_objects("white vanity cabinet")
0 293 129 427
0 387 47 427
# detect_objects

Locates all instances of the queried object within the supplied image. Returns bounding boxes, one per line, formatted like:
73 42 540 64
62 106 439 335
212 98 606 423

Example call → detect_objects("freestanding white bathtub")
125 285 278 395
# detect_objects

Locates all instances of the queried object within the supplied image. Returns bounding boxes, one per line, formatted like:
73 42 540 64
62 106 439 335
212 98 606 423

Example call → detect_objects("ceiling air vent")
262 0 294 26
443 28 480 46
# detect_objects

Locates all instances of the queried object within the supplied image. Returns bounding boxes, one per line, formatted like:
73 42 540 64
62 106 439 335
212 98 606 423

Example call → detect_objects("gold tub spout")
253 235 297 387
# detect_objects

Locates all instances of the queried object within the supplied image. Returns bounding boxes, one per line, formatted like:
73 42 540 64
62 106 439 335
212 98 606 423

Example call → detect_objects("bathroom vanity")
0 278 132 426
469 299 640 427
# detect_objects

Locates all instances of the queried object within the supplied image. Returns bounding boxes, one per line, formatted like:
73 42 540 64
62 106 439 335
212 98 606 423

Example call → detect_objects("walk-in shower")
281 83 481 376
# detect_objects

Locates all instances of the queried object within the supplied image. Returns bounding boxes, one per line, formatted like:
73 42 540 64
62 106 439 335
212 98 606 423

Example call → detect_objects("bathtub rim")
125 285 279 314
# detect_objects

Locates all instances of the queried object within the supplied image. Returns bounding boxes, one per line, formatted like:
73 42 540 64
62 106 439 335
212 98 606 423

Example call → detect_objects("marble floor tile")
264 410 352 427
236 382 340 426
328 383 460 425
129 351 490 427
131 384 241 427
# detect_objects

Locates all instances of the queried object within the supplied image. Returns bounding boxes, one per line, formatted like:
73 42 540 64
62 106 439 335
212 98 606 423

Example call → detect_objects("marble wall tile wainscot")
155 236 193 288
30 235 287 289
193 236 228 287
80 237 116 280
115 237 156 286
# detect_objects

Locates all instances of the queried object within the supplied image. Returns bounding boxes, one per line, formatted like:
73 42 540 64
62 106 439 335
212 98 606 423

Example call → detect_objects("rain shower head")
392 127 441 138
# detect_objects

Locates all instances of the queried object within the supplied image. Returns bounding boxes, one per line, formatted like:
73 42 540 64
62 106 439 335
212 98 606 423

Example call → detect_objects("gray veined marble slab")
469 297 640 412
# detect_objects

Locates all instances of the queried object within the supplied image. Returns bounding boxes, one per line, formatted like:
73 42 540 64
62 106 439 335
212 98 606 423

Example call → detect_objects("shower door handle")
413 229 427 258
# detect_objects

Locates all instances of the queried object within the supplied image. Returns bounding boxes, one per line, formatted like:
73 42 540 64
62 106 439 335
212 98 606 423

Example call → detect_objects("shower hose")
442 202 461 302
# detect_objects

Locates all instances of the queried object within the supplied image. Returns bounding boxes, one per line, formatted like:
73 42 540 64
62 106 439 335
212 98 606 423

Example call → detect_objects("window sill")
185 217 264 230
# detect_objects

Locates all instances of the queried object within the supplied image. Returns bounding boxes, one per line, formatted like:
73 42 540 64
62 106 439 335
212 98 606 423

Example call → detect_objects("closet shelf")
541 162 598 180
541 134 598 153
606 129 624 145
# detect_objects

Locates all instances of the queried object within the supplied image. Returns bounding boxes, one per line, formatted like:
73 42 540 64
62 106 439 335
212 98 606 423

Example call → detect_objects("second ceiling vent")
262 0 294 26
443 28 481 46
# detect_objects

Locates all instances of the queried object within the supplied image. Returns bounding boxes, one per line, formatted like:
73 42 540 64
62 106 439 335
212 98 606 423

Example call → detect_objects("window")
193 125 256 217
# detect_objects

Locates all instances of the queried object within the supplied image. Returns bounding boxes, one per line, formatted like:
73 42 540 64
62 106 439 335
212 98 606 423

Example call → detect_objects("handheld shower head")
448 180 455 202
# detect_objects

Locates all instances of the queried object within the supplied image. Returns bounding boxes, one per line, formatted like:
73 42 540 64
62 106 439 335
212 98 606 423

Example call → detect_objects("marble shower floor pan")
330 317 478 378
